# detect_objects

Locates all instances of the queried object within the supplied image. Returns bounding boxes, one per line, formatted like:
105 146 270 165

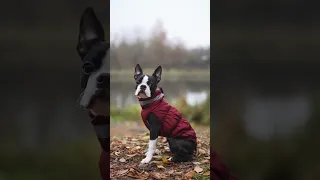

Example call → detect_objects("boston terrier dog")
76 7 109 180
134 64 197 164
77 7 110 116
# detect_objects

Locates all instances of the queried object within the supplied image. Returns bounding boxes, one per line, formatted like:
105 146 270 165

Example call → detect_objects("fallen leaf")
129 146 141 153
126 153 137 158
184 170 196 179
194 166 203 173
119 158 126 162
117 169 128 176
143 136 149 140
193 162 201 165
203 171 210 176
151 172 162 179
127 174 141 179
174 171 183 175
161 138 167 143
201 159 209 163
114 151 121 156
157 165 165 169
150 160 163 164
153 155 162 160
138 163 148 168
127 168 141 179
164 146 170 151
162 156 169 164
155 149 160 155
168 170 174 174
198 148 206 155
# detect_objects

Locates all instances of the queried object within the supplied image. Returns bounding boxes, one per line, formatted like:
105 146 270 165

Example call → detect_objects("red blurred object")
211 149 238 180
89 112 110 180
99 150 109 180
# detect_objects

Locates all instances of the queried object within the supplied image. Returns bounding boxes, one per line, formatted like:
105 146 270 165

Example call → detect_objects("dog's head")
134 64 162 99
77 7 110 110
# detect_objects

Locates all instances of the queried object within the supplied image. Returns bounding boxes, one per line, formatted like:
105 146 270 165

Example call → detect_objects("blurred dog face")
134 64 162 99
76 7 110 111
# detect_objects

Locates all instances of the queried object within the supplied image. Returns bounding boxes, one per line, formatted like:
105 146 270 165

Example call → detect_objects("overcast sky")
110 0 210 49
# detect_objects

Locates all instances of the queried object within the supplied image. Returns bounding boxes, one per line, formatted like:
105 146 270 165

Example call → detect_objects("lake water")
111 81 210 108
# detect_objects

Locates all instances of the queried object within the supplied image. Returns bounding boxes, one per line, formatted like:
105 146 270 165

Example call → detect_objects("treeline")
110 21 210 70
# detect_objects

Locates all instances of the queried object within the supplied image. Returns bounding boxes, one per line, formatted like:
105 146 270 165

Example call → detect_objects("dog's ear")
134 64 143 80
152 66 162 83
77 7 105 58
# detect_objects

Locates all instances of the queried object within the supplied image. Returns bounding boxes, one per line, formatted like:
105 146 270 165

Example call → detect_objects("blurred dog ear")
152 66 162 83
134 64 143 80
77 7 105 58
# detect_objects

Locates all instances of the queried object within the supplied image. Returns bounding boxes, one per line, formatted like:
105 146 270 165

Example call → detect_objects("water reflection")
185 91 209 106
111 81 210 108
244 92 312 141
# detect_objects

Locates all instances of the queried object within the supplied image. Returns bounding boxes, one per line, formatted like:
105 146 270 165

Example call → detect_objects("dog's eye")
149 83 153 87
83 63 94 74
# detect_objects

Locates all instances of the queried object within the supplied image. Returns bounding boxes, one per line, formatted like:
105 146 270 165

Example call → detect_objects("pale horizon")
110 0 210 49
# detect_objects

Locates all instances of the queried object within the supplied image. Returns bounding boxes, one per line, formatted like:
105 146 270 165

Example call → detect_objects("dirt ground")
110 121 210 180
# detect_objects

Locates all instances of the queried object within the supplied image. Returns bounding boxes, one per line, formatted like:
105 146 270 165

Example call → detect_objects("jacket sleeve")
88 111 109 152
211 148 238 180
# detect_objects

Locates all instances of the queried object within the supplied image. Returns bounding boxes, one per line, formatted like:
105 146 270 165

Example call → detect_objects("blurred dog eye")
82 61 95 75
83 64 94 74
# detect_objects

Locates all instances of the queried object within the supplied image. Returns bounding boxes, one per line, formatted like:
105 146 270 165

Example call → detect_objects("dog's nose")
140 85 146 90
96 73 110 88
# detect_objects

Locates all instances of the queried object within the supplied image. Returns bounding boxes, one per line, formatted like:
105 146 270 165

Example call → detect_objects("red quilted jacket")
138 88 197 142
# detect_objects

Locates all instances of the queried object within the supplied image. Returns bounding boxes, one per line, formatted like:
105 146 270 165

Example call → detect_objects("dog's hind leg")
167 137 196 163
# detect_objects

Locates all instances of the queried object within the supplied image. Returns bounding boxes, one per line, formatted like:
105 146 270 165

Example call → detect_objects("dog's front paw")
145 149 160 156
140 156 153 164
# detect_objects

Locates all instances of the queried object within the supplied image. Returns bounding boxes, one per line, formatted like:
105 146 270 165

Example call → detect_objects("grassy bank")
110 69 210 82
111 94 210 125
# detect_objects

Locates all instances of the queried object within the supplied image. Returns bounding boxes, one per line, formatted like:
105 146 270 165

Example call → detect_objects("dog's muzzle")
80 73 110 109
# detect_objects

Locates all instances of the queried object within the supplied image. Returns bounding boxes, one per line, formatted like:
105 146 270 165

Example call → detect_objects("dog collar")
139 90 164 107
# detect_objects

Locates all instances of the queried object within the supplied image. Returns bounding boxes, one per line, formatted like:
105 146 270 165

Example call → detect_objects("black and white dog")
134 64 197 164
77 7 110 116
76 7 109 180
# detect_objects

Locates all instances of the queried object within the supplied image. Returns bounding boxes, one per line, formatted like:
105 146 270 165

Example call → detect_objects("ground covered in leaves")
110 128 210 180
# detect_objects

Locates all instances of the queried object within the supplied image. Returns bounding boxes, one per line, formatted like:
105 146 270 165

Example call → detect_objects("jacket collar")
138 88 164 107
